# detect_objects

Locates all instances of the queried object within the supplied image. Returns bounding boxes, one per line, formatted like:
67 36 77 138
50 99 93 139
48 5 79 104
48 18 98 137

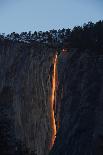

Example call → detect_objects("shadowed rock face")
1 39 103 155
0 40 55 155
50 50 103 155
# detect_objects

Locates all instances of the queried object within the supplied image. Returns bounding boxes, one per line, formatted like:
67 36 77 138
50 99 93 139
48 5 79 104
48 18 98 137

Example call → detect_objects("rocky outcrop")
0 40 55 155
50 50 103 155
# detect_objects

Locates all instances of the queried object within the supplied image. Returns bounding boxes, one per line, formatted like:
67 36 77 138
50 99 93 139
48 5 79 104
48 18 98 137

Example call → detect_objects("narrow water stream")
50 53 58 149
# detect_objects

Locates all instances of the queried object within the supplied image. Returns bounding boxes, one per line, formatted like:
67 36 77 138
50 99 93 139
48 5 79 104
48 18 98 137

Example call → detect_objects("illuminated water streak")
50 53 58 149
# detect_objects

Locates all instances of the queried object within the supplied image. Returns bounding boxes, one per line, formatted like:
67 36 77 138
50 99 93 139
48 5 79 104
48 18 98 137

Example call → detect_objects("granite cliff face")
0 40 56 155
50 50 103 155
1 38 103 155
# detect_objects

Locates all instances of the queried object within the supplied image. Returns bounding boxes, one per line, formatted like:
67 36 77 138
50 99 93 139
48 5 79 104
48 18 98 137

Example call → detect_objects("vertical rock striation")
50 50 103 155
0 40 55 155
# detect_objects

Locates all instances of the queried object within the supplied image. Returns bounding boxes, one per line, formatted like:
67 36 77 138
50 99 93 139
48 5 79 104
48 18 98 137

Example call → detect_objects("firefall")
50 53 58 149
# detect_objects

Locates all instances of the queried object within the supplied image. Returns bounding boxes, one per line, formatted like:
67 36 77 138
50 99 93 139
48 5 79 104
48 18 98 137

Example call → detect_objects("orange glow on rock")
62 48 67 52
50 53 58 149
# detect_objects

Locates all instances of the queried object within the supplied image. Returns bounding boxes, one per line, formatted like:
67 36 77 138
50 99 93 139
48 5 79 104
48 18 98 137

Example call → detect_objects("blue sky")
0 0 103 34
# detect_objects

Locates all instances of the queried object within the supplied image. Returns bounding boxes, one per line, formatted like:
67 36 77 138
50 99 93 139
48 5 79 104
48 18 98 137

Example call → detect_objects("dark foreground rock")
50 50 103 155
0 40 54 155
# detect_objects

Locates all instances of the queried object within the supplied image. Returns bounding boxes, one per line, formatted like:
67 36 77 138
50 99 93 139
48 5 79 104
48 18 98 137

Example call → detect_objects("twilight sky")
0 0 103 34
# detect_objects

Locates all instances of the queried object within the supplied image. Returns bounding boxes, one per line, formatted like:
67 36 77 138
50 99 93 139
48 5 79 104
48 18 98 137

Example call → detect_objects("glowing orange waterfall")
50 53 58 149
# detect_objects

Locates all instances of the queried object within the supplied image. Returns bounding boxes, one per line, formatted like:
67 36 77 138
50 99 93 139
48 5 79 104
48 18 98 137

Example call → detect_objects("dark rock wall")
1 39 103 155
0 40 54 155
50 50 103 155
